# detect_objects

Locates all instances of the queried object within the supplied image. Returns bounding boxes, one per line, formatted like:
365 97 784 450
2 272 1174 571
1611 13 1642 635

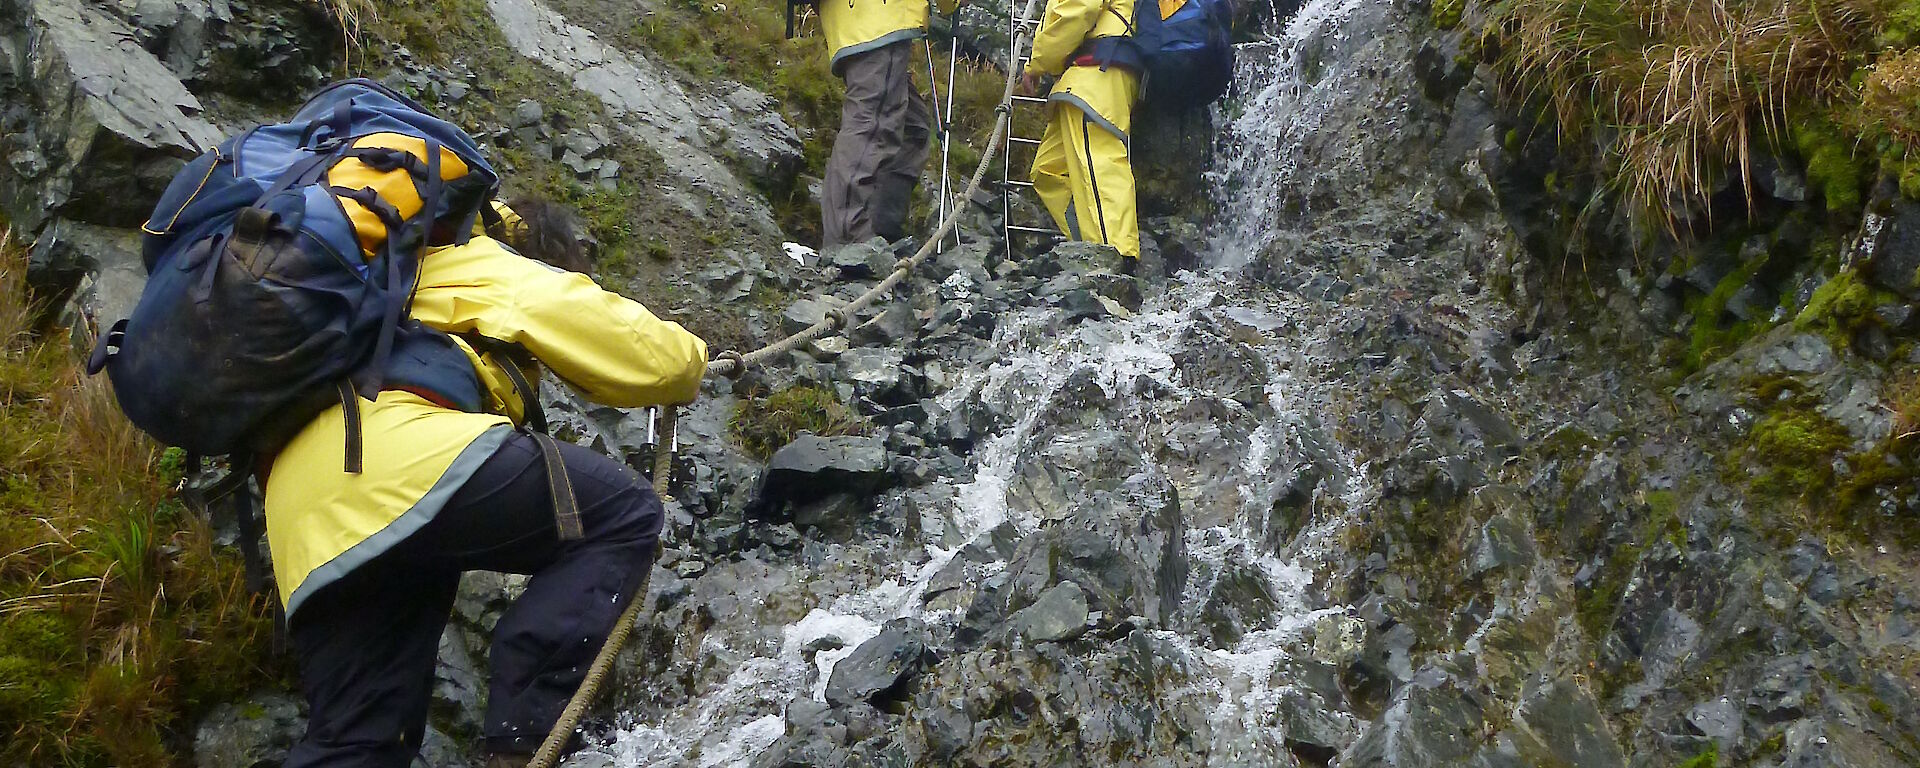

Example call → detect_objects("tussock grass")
312 0 380 68
0 229 282 766
728 384 866 459
1485 0 1899 225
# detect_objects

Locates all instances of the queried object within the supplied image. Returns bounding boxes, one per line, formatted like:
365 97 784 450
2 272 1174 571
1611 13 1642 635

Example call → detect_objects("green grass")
727 385 865 459
1482 0 1918 227
1 228 284 766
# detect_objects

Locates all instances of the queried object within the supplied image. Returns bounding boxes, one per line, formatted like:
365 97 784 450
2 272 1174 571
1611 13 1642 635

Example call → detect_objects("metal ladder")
1002 12 1062 247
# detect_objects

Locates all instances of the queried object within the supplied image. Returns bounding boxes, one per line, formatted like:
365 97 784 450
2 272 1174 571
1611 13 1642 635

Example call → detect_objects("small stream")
580 0 1389 763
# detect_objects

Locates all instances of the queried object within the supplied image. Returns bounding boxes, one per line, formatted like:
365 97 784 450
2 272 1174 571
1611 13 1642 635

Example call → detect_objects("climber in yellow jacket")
1022 0 1141 262
817 0 964 249
265 208 707 768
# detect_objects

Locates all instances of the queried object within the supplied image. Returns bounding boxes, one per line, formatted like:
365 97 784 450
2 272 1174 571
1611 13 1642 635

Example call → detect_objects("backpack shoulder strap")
461 334 583 542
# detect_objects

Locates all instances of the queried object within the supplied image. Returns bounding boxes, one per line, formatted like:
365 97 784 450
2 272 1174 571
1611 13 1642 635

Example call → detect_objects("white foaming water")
587 0 1383 761
1210 0 1369 264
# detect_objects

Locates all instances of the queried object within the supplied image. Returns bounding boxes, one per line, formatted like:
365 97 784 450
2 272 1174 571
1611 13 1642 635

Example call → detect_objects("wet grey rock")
824 237 894 280
1869 198 1920 299
754 434 888 513
1687 696 1742 751
1012 580 1090 643
483 0 787 236
1755 331 1836 375
782 298 831 334
825 618 934 709
1199 563 1280 648
38 218 142 331
793 492 865 531
434 626 486 738
917 706 972 760
839 348 910 405
418 725 469 768
192 691 305 768
1500 680 1625 768
1059 288 1110 322
1341 679 1484 765
513 99 545 127
0 0 221 233
850 302 913 346
1466 515 1534 576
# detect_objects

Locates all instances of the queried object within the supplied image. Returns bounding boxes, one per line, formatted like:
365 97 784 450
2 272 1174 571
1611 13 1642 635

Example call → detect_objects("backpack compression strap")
468 334 583 541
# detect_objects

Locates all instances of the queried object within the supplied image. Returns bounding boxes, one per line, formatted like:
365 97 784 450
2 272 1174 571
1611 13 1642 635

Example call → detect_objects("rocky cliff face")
8 0 1920 766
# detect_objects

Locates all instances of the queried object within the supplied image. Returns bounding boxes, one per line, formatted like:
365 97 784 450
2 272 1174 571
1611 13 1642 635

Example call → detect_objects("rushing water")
582 0 1384 763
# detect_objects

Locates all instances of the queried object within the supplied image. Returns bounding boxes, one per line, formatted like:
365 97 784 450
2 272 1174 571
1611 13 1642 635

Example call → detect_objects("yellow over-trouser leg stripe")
1028 66 1140 259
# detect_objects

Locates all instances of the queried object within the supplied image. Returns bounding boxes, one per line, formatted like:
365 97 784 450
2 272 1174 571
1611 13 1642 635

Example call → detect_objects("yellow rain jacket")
818 0 962 74
263 236 708 617
1027 0 1141 257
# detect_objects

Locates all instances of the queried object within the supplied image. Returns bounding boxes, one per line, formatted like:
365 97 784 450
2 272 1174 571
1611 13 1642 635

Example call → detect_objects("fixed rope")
704 1 1036 379
526 2 1045 756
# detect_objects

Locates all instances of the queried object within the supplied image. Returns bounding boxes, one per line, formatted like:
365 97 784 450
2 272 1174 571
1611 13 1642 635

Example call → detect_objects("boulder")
1011 580 1090 643
753 434 888 512
824 617 933 709
823 237 894 280
0 0 222 234
1868 196 1920 299
838 347 911 405
37 218 143 331
192 691 305 768
782 297 831 335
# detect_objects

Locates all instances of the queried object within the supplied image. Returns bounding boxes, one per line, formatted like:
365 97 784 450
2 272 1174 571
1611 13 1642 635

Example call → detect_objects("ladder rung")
1004 179 1035 188
1012 95 1049 105
1009 136 1042 146
1007 225 1062 235
1014 17 1041 26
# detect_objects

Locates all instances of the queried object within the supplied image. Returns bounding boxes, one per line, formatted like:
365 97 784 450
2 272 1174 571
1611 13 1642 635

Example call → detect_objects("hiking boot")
484 753 532 768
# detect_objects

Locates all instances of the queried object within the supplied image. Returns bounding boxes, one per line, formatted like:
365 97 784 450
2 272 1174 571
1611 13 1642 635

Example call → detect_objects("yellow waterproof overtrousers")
1028 0 1141 258
817 0 961 73
263 238 707 617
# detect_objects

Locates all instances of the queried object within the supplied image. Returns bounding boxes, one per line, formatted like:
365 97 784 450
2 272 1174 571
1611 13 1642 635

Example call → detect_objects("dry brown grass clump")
1862 48 1920 147
1486 0 1889 224
1 227 283 766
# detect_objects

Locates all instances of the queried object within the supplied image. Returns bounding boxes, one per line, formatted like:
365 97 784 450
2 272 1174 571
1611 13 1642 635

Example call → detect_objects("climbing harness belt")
527 1 1046 762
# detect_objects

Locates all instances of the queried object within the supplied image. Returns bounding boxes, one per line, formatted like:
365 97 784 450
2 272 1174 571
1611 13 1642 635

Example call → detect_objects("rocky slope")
6 0 1920 766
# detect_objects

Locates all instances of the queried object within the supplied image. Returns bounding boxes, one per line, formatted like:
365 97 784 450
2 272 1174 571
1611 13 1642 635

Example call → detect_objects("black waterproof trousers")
822 40 932 250
284 433 664 767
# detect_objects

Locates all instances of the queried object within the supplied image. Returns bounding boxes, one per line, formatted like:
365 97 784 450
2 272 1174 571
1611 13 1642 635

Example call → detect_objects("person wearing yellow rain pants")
265 219 707 768
1024 0 1141 261
817 0 963 249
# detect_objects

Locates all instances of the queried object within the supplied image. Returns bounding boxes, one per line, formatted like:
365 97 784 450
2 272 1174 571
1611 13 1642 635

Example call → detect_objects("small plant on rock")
728 384 865 459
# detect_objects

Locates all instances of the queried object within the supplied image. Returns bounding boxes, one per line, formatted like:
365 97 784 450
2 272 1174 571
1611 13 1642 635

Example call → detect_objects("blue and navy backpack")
1085 0 1236 110
88 79 500 472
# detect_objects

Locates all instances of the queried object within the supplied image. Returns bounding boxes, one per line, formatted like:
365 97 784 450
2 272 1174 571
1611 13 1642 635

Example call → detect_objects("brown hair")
494 196 595 274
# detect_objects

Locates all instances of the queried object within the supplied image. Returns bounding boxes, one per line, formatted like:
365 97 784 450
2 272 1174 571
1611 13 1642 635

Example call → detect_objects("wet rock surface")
11 0 1920 763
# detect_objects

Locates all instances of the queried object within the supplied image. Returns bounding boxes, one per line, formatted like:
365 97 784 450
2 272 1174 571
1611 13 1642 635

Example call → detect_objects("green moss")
1882 0 1920 49
728 385 866 459
1794 267 1888 341
1574 537 1641 649
1748 406 1851 497
1683 256 1770 372
1676 743 1719 768
1791 114 1867 217
1431 0 1465 31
